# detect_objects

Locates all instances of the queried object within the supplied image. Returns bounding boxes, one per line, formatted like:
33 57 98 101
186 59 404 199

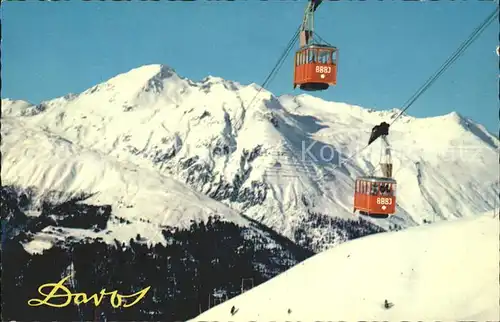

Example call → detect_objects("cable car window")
318 50 329 64
380 183 391 196
331 51 337 64
370 182 379 195
385 184 393 196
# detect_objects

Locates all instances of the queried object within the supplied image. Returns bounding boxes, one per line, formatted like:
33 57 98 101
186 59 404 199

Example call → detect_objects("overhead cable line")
322 6 499 176
246 25 301 110
390 5 499 125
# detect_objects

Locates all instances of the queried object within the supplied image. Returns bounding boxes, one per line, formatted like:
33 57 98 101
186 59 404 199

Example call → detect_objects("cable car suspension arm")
300 0 323 47
380 135 393 178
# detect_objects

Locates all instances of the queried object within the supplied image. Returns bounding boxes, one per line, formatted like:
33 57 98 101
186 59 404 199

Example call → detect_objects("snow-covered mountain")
190 213 500 321
1 117 314 269
1 117 250 244
2 64 498 251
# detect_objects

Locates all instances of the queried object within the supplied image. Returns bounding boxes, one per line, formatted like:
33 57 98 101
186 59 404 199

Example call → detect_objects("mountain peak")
201 75 227 83
106 64 178 88
74 63 187 106
1 98 36 117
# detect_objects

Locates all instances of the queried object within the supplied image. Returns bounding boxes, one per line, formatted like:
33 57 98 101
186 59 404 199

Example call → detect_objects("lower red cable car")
353 176 397 219
293 45 338 91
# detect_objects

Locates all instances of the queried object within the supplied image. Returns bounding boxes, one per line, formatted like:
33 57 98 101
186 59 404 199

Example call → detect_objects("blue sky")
2 1 498 133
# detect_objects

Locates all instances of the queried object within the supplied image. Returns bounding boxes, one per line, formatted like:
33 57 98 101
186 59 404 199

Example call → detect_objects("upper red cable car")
293 0 338 91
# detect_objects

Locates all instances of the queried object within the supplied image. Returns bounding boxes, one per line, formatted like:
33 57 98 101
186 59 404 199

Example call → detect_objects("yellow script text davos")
27 275 150 308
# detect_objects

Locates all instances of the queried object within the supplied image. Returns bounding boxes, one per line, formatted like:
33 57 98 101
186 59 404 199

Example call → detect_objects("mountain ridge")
2 63 498 252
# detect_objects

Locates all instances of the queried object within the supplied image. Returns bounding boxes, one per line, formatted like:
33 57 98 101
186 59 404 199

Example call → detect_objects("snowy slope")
2 64 498 250
190 213 500 321
1 117 261 250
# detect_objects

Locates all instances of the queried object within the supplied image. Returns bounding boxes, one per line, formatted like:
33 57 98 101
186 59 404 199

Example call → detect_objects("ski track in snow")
190 213 500 321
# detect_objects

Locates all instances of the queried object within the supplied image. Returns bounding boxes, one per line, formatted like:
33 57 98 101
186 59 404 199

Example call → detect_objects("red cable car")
353 176 397 219
294 45 338 91
293 0 337 92
353 127 397 219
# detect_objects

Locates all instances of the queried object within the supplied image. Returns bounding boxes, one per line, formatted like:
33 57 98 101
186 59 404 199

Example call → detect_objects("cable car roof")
356 176 397 183
300 44 337 50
